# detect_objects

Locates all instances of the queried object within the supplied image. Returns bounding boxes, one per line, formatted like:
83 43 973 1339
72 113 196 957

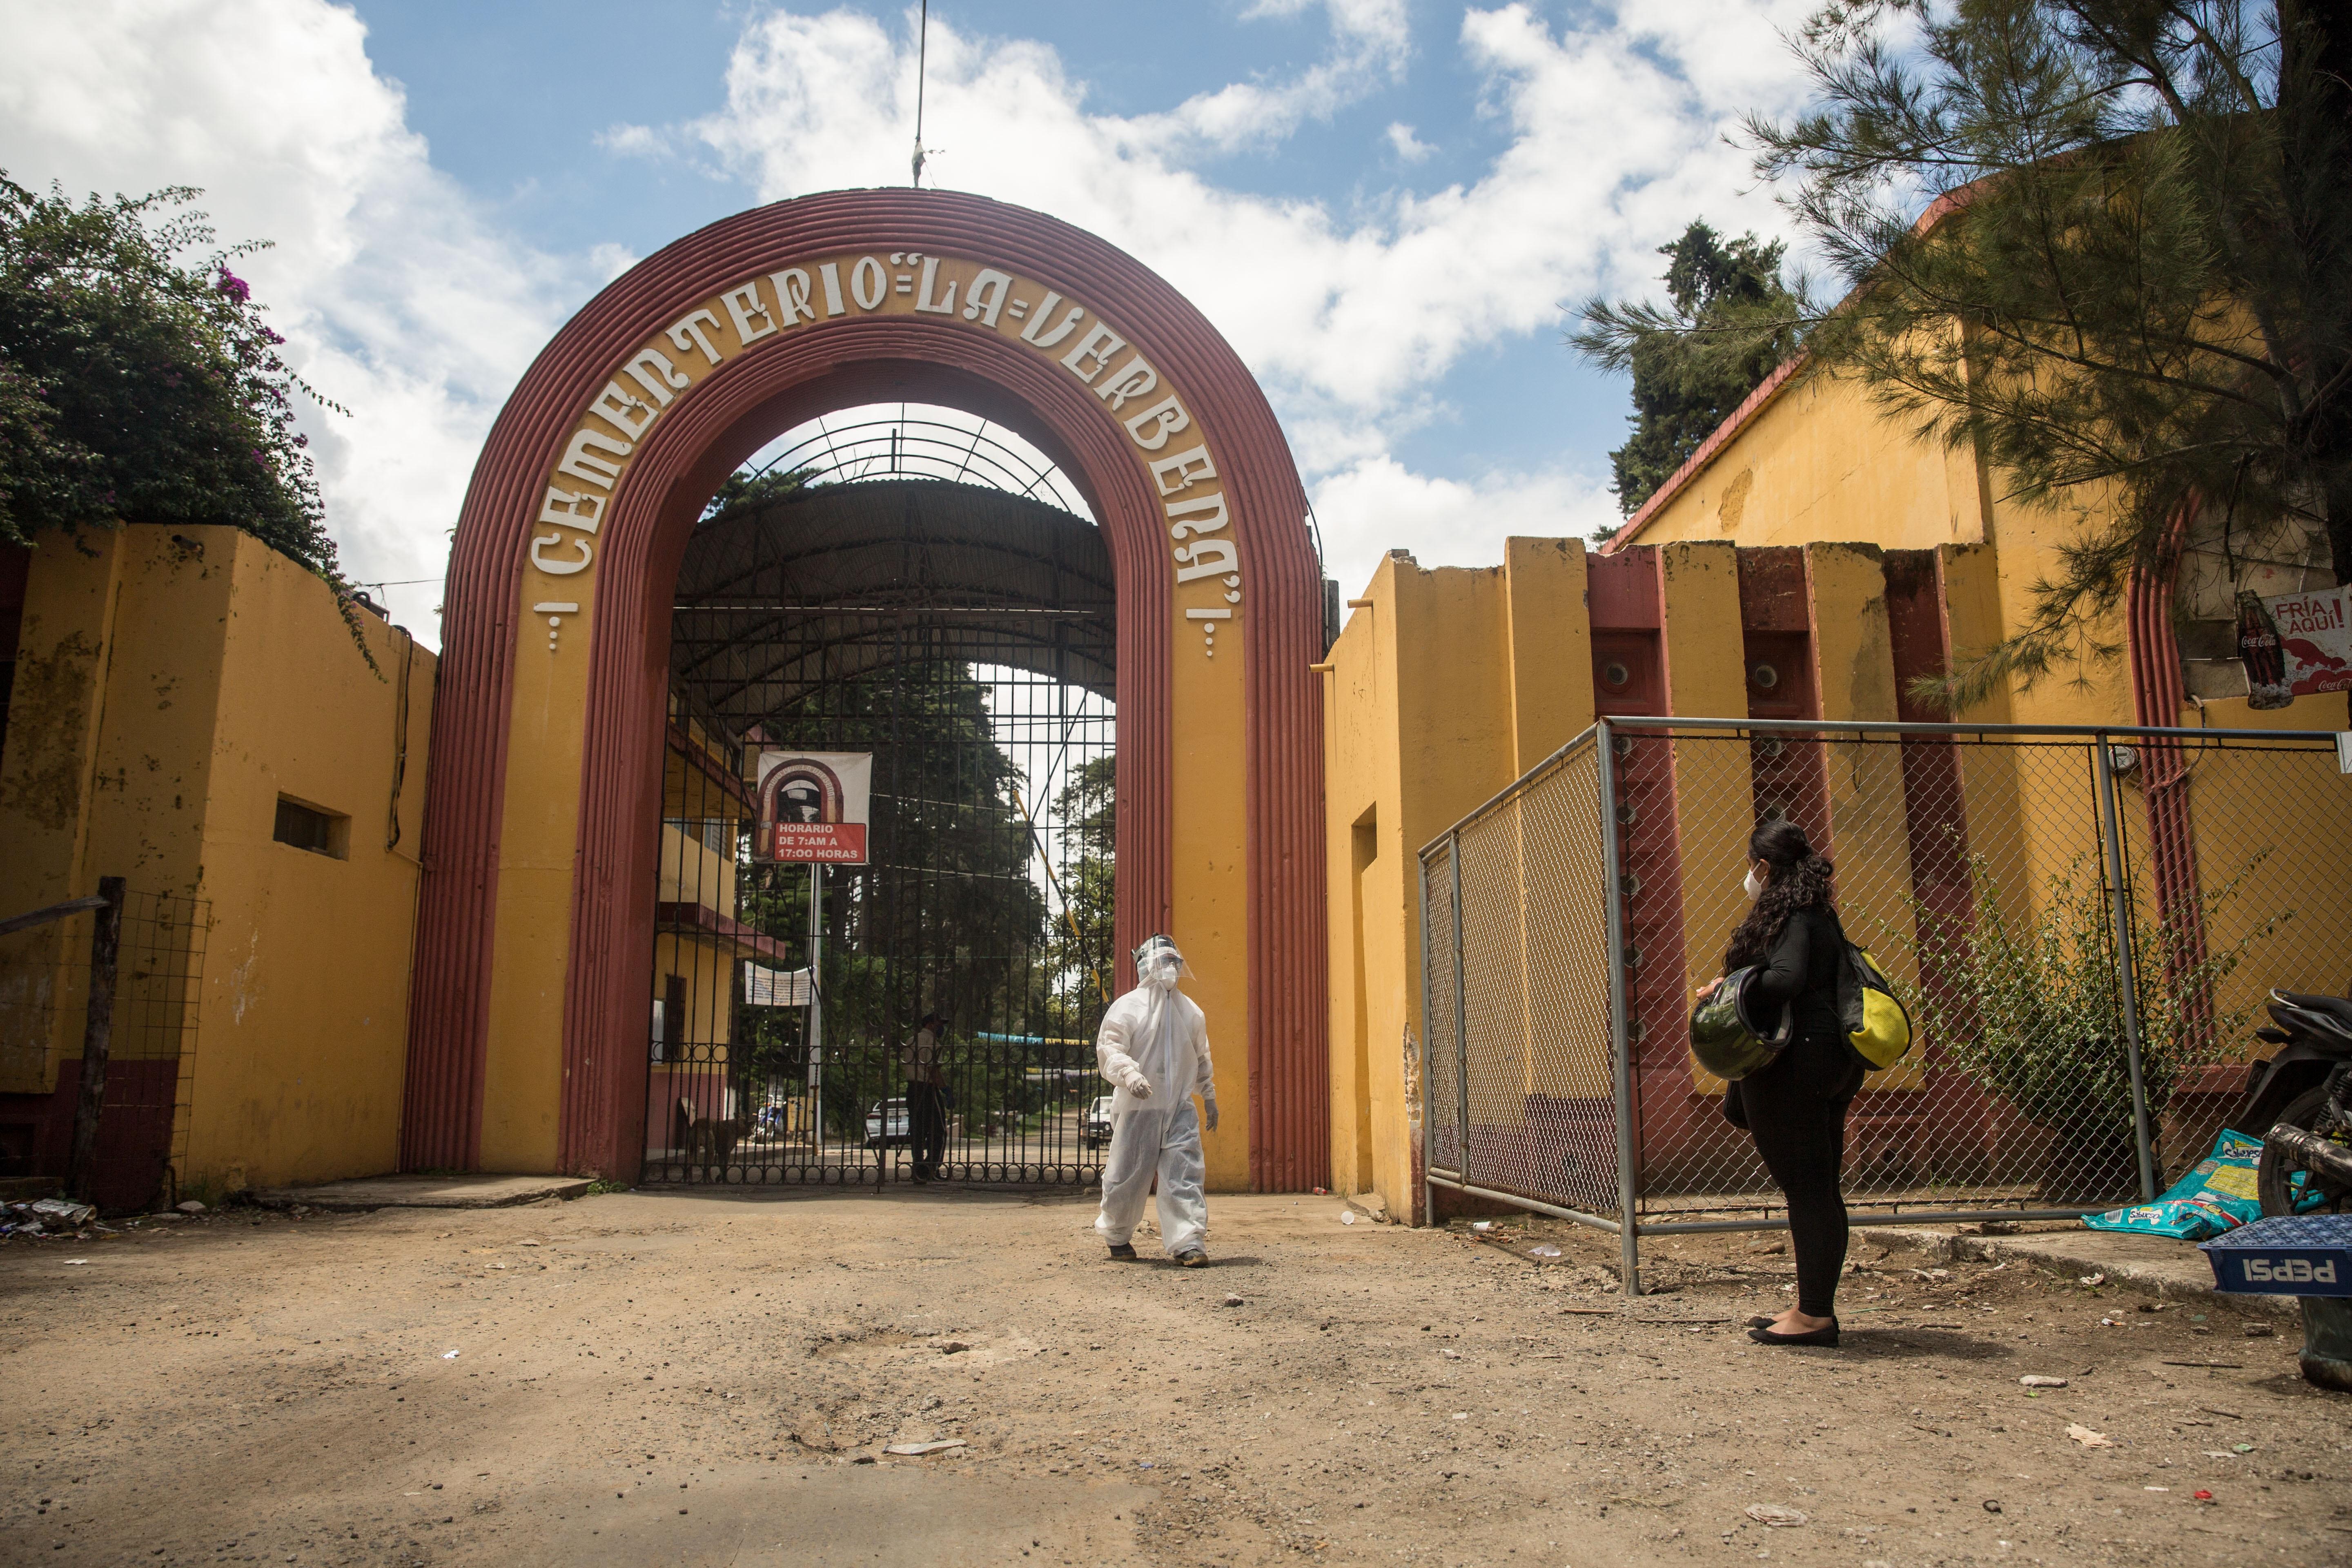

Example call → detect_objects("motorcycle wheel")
2256 1084 2352 1217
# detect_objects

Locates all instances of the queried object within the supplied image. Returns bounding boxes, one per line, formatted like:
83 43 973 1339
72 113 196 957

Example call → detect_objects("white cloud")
0 0 1815 628
1312 457 1622 599
1168 0 1410 152
1385 121 1435 162
0 0 606 642
676 1 1811 589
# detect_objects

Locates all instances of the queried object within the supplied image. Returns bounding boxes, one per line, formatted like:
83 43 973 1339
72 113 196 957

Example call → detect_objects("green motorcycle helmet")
1688 966 1793 1081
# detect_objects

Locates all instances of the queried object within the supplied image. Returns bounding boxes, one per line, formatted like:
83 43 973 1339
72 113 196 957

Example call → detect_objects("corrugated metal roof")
669 477 1115 734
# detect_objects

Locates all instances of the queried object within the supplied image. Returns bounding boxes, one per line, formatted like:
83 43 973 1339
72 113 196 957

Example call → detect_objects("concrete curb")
1858 1223 2301 1321
252 1175 594 1212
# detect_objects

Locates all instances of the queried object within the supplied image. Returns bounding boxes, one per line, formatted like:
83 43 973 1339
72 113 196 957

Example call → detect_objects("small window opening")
273 797 348 859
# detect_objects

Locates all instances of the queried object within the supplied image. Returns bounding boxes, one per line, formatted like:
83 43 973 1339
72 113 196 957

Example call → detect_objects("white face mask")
1742 865 1766 902
1146 957 1183 991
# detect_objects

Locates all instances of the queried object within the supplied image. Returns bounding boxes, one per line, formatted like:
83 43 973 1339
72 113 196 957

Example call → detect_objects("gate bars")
1419 715 2352 1296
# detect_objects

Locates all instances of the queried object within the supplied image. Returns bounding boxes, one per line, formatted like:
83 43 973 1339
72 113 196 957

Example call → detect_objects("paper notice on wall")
2263 587 2352 697
752 751 872 863
743 965 812 1007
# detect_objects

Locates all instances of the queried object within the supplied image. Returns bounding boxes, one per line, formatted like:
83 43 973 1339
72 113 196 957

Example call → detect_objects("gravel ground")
2 1186 2347 1567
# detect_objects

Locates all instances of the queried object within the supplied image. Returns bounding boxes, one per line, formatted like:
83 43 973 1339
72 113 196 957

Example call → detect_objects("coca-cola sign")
2261 587 2352 702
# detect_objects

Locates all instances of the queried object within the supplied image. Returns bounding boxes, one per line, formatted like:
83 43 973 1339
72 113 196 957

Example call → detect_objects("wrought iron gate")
644 444 1117 1187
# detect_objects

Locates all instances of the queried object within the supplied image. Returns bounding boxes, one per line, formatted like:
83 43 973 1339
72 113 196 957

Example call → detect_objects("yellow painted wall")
0 532 131 1092
0 525 432 1193
1630 365 1989 554
1321 546 1604 1218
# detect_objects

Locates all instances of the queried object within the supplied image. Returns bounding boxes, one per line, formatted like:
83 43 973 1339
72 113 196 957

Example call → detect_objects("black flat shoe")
1748 1319 1839 1347
1106 1243 1138 1261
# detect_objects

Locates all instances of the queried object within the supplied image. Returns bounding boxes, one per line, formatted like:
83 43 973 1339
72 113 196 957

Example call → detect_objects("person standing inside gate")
1698 820 1863 1347
1094 934 1218 1266
902 1010 949 1184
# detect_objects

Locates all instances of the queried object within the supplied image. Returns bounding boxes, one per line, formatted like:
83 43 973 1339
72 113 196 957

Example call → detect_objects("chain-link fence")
0 887 209 1212
1420 717 2352 1293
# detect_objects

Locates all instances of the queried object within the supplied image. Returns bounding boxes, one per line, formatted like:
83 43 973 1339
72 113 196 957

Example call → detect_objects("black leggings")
1737 1055 1856 1316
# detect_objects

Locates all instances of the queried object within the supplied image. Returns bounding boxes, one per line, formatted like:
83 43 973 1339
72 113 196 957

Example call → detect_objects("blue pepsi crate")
2200 1213 2352 1297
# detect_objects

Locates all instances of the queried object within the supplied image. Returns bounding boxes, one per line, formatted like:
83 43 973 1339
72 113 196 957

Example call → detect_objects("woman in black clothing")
1697 820 1864 1347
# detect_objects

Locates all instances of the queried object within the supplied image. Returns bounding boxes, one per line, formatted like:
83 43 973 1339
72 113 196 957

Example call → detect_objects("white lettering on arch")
1124 396 1190 451
849 257 887 311
769 269 817 326
722 282 777 346
526 252 1249 656
962 269 1012 326
557 427 632 490
1095 356 1159 411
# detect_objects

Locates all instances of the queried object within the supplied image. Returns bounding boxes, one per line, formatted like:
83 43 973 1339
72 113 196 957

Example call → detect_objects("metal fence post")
65 877 127 1205
1595 721 1641 1298
1449 837 1471 1194
1418 848 1435 1227
2092 736 2160 1202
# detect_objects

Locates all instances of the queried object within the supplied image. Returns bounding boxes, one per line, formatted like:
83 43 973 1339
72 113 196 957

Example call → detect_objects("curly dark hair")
1720 819 1836 973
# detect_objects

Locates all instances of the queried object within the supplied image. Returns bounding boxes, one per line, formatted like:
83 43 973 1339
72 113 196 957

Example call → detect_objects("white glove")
1120 1067 1152 1099
1203 1096 1219 1133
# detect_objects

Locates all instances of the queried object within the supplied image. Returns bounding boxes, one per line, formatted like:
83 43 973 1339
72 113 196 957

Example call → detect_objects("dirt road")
2 1187 2346 1566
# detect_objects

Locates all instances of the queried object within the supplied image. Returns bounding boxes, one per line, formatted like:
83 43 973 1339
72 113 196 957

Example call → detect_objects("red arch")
403 190 1330 1189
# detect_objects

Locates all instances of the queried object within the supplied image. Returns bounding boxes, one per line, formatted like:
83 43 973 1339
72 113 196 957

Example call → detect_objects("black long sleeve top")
1741 906 1864 1102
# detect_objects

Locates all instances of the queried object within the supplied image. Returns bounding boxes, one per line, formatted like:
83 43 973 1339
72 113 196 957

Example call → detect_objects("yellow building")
0 524 432 1200
1321 353 2352 1223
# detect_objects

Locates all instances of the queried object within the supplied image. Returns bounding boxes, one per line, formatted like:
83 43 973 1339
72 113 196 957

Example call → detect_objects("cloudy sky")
1 0 1818 641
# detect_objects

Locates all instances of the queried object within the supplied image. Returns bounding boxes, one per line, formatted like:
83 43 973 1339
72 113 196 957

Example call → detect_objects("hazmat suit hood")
1133 933 1190 992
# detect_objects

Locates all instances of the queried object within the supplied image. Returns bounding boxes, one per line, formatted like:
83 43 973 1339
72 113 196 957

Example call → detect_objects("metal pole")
65 878 126 1206
1595 722 1642 1298
808 861 825 1172
1418 850 1436 1228
2093 736 2160 1202
1448 837 1471 1200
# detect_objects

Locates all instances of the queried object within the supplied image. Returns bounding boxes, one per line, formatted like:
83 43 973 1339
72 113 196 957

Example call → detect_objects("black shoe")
909 1167 930 1185
1174 1250 1209 1268
1748 1317 1839 1347
1107 1243 1138 1261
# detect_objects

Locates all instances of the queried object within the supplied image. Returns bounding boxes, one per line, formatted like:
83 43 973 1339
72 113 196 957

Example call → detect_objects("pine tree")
1573 222 1801 518
1664 0 2352 706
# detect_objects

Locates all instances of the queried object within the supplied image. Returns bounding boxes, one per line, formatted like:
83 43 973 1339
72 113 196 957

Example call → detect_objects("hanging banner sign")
753 751 871 862
743 964 813 1007
2257 587 2352 702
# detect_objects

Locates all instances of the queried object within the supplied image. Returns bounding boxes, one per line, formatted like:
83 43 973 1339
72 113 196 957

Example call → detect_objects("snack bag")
2083 1130 2266 1241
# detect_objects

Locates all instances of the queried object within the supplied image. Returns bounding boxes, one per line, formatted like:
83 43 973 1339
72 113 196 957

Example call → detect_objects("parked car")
864 1098 909 1149
1082 1094 1115 1149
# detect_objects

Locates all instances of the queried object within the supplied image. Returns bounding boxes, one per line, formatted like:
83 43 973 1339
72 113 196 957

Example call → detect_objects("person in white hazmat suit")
1094 934 1218 1265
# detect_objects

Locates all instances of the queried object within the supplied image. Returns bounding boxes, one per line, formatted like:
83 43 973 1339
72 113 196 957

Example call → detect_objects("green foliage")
1734 1 2352 708
1905 848 2288 1165
1573 221 1803 519
700 465 816 519
1045 752 1116 1008
742 660 1049 1055
0 177 350 585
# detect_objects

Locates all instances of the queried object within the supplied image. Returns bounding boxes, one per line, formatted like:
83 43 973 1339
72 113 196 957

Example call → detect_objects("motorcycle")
2227 989 2352 1216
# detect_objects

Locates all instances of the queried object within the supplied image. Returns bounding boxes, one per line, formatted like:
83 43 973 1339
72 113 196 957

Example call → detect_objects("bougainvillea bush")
0 176 347 591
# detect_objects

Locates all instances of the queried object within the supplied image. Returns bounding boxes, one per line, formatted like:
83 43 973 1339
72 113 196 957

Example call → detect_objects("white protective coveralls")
1093 938 1217 1257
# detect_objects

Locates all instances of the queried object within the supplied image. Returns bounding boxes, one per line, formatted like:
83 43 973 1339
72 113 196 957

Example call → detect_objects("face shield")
1133 934 1189 991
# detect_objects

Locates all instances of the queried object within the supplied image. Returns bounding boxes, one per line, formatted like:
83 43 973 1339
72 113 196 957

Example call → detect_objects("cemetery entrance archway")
401 191 1329 1190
